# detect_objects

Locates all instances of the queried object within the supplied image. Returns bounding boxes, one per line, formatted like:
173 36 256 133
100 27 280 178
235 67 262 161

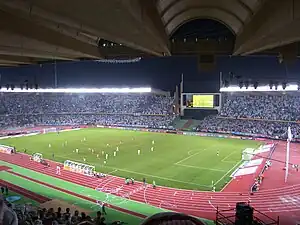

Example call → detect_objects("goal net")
32 153 43 162
43 127 57 134
0 144 14 154
63 160 95 177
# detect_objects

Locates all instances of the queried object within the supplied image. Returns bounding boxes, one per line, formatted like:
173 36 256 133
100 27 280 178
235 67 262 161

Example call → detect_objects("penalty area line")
174 149 208 165
107 169 118 175
214 160 242 187
174 163 226 172
221 150 239 163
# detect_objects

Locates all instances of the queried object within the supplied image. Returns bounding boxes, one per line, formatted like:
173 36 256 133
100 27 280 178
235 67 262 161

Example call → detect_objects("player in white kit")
138 149 141 155
152 140 155 145
151 147 154 151
56 165 61 175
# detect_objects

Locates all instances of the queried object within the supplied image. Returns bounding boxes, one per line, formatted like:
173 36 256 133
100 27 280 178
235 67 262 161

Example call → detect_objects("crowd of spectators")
1 93 173 115
0 114 175 130
0 93 175 129
196 116 300 139
0 196 106 225
220 93 300 121
2 92 299 139
197 93 300 139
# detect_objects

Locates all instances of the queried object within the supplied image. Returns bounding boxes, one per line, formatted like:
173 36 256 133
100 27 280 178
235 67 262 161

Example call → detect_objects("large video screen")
192 95 214 108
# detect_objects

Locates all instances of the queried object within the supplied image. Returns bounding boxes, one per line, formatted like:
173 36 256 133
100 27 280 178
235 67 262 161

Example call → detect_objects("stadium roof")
0 0 298 66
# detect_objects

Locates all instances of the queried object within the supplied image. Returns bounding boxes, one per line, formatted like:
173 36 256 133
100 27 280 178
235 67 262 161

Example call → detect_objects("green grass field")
1 128 260 190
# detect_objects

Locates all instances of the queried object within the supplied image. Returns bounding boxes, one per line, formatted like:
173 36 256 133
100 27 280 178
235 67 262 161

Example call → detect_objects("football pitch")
1 128 260 191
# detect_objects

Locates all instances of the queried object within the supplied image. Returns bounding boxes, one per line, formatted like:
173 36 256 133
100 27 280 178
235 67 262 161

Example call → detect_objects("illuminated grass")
1 128 259 191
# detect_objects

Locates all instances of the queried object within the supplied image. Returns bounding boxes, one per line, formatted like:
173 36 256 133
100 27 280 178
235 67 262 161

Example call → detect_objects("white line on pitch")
107 169 118 175
104 165 211 188
174 163 226 172
174 149 207 165
56 154 211 187
221 151 238 163
214 160 242 187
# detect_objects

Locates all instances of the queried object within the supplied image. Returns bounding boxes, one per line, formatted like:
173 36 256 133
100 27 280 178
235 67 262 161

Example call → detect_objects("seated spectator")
63 208 71 221
0 195 18 225
71 210 80 224
94 211 102 225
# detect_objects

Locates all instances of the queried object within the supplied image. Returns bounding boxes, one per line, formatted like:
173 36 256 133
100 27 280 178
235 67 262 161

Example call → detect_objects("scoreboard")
192 95 214 108
182 93 220 109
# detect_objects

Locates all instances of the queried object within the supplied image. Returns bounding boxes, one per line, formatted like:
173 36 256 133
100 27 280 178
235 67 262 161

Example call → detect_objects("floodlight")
239 81 243 89
244 81 249 89
282 82 287 90
269 81 273 90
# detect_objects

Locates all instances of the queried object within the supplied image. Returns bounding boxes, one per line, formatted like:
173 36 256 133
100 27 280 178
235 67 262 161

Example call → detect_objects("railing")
216 205 279 225
250 143 277 193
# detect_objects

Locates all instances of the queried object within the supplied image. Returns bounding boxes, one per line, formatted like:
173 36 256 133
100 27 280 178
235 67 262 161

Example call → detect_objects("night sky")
0 19 300 93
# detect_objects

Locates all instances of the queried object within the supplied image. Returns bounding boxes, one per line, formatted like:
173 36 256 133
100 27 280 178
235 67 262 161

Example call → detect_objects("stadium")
1 86 299 225
1 1 300 225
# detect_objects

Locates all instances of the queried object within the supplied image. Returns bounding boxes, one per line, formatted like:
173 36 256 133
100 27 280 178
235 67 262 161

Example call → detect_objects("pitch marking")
57 154 211 187
221 151 239 163
174 148 208 165
174 163 226 172
214 160 242 187
104 165 211 188
174 152 201 165
187 149 200 156
107 169 118 175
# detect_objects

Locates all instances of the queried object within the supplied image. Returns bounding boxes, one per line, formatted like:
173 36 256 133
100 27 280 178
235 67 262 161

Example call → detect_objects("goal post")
63 160 95 177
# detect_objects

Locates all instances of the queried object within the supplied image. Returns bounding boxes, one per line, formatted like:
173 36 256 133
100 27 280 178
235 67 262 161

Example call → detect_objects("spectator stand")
196 91 300 140
0 91 176 130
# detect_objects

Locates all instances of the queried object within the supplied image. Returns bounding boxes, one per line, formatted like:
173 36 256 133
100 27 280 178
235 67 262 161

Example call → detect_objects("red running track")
1 150 300 225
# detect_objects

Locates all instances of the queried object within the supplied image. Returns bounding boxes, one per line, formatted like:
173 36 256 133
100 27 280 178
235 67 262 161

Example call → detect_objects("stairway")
182 120 193 129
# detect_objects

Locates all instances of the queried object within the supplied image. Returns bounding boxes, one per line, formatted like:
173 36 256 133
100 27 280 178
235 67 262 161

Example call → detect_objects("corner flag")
288 126 292 141
285 126 292 182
